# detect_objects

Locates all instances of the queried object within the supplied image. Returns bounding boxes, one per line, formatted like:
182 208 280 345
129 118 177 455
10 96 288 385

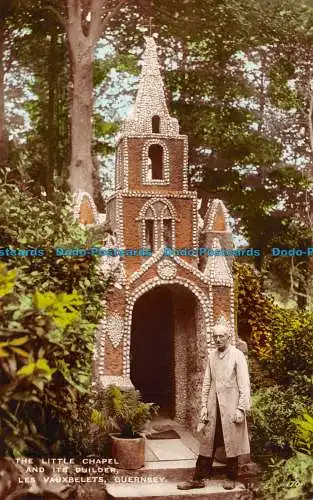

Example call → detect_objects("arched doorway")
130 284 207 423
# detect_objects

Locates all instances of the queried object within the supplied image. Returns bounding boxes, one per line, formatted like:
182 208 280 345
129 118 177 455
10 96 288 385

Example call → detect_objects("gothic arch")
137 199 178 249
138 198 177 220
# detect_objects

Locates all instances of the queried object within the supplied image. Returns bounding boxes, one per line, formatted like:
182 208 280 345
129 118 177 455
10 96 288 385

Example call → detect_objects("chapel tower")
88 37 235 430
105 36 197 276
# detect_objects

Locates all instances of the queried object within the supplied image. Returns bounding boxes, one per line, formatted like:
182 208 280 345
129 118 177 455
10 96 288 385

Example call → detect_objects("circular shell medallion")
157 259 177 280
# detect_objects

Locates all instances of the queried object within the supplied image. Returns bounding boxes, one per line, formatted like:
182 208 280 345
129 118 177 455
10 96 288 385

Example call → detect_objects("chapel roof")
120 36 179 136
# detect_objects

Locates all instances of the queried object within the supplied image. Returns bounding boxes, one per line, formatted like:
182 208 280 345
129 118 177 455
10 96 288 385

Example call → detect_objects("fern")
94 385 159 438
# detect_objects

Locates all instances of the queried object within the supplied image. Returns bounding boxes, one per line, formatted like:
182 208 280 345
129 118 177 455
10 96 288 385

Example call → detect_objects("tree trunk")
46 30 57 198
0 25 8 166
65 0 126 197
68 44 94 195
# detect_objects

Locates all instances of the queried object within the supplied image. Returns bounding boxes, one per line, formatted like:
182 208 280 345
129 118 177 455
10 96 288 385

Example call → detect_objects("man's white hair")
212 314 231 335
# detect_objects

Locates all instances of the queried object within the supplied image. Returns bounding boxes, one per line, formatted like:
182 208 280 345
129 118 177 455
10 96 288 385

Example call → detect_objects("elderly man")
177 316 250 490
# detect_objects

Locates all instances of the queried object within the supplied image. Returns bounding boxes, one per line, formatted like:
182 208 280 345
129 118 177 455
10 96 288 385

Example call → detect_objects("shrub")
0 263 100 456
257 413 313 499
292 413 313 456
265 310 313 392
251 385 312 460
235 263 313 396
259 452 313 500
0 181 106 298
234 262 276 355
0 182 107 456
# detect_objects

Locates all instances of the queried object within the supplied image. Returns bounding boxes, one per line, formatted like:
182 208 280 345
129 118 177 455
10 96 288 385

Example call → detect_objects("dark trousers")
194 401 238 481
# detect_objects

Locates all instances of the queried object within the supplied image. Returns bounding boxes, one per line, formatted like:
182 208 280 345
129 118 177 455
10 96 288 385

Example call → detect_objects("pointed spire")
203 199 231 233
120 37 179 136
134 36 168 117
204 238 233 286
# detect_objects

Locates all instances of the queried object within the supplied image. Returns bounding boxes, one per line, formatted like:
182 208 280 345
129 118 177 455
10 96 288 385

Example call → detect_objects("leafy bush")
0 263 100 456
0 182 107 456
60 391 107 457
234 262 276 355
292 413 313 456
265 310 313 392
0 184 101 294
259 452 313 500
235 263 313 396
257 413 313 499
251 385 312 460
95 385 159 438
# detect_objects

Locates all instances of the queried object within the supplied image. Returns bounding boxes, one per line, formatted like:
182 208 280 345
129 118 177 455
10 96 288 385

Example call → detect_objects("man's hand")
197 407 209 433
200 406 209 422
232 409 244 424
197 422 206 433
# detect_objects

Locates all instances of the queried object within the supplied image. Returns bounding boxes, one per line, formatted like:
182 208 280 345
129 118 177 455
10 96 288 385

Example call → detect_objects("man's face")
213 325 230 351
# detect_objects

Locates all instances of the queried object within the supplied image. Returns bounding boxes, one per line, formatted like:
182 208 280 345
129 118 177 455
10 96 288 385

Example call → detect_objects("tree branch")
67 0 82 34
308 88 313 173
91 0 127 44
289 255 309 300
67 0 85 48
68 0 81 16
41 6 67 31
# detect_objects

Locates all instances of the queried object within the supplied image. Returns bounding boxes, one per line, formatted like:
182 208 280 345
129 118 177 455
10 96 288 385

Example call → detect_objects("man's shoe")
177 479 205 490
222 479 236 490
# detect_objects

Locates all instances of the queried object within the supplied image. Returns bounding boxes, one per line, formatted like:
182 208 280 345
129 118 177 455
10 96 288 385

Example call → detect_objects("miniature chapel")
74 37 235 432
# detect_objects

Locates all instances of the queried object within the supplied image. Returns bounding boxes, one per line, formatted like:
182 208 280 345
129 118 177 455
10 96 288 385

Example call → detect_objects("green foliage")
237 261 313 496
264 310 313 391
257 412 313 499
0 263 97 456
0 183 107 457
0 265 16 297
251 386 312 460
235 262 313 394
57 391 109 458
292 413 313 455
259 452 313 500
234 262 276 354
0 181 105 298
95 385 159 438
32 290 83 329
93 53 139 87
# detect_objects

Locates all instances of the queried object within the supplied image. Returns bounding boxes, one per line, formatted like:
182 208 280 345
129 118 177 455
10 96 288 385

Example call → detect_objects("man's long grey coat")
198 345 250 458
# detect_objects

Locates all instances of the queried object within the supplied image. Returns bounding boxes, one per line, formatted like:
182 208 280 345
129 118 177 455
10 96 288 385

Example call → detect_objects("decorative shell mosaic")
119 36 179 137
75 36 237 391
157 259 177 279
106 314 124 348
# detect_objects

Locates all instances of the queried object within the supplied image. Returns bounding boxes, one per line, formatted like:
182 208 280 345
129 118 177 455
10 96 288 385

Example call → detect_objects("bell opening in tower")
148 144 163 179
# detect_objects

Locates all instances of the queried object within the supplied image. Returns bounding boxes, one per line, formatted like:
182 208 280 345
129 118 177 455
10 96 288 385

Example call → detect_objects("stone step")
112 460 225 482
106 479 248 500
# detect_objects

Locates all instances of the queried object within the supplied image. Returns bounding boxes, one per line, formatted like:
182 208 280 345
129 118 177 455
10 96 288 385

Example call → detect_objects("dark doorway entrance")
130 286 174 417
